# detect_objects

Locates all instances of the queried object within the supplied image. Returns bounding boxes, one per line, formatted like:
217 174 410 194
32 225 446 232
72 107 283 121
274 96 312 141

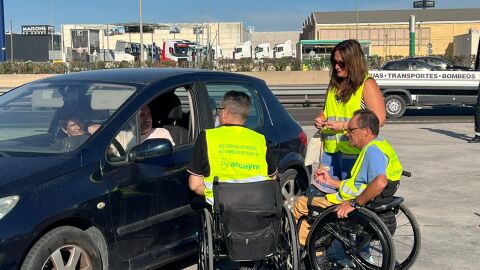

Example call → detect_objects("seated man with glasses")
293 109 403 259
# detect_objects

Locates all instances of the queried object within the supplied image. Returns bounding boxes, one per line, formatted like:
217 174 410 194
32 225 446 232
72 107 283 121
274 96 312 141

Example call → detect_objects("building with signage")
5 25 61 62
61 22 251 60
301 8 480 58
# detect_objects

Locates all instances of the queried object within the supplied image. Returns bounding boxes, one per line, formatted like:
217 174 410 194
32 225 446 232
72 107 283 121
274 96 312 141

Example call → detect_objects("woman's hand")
314 116 327 130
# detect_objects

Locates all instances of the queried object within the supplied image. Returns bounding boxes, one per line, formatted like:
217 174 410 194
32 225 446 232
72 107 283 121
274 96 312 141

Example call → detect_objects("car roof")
38 68 255 86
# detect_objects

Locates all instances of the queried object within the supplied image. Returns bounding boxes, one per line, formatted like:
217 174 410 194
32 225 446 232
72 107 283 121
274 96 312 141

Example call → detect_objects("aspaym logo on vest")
221 159 260 171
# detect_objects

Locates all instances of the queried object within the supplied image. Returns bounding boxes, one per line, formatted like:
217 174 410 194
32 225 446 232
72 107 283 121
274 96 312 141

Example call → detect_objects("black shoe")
468 135 480 143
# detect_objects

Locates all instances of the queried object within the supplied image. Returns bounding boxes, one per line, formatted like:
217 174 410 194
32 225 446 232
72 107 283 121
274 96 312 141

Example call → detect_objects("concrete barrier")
0 71 331 89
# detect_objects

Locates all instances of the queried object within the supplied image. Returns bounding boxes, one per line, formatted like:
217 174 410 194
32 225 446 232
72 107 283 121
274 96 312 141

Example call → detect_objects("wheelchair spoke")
324 223 354 249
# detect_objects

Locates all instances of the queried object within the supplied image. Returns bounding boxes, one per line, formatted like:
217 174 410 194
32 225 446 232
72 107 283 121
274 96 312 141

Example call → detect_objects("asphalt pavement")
167 121 480 270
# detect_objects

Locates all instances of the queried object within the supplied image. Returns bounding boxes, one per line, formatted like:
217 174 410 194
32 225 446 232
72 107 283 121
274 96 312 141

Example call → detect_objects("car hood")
0 154 82 192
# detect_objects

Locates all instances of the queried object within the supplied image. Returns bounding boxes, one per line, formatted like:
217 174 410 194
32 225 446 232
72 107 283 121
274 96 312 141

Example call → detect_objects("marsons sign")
22 25 54 36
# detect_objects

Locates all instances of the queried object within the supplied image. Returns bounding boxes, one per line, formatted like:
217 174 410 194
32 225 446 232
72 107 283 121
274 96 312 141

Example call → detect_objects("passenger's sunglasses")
333 60 346 68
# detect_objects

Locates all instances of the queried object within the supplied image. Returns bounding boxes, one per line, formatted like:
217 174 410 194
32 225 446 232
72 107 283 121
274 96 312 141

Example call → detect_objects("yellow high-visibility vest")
322 75 371 154
326 138 403 204
204 126 271 204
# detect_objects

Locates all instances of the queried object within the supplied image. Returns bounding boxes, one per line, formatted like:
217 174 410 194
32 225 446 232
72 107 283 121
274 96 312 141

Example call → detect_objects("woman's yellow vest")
326 139 403 204
322 76 371 154
204 126 271 204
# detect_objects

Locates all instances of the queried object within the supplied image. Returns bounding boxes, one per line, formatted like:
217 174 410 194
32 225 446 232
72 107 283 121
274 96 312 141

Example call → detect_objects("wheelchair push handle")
402 171 412 177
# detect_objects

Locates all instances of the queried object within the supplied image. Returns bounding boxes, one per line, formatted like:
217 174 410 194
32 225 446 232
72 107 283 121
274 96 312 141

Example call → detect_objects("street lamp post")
412 1 435 57
355 0 358 39
139 0 144 67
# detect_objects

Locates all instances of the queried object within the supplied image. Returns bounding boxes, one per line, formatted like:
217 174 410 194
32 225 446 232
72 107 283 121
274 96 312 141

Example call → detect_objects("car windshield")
0 80 136 154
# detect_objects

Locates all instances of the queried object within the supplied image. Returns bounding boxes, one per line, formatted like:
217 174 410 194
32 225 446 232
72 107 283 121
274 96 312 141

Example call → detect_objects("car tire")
280 168 308 210
385 94 407 118
21 226 103 270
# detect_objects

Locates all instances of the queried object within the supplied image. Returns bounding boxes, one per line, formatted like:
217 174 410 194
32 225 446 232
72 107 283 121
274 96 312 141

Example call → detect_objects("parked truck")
233 41 252 59
162 40 190 63
274 40 295 58
369 70 480 118
254 43 273 59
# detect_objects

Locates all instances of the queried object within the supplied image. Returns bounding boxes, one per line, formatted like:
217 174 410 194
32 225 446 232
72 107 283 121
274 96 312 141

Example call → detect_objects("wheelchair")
302 171 421 270
198 179 300 270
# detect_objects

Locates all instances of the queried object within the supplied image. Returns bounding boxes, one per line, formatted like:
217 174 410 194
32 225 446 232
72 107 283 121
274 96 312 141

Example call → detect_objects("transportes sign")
369 70 480 89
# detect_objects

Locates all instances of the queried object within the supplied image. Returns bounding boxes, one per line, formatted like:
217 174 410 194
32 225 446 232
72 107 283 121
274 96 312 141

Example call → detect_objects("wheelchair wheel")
198 208 213 270
306 207 395 270
273 206 300 270
390 204 421 270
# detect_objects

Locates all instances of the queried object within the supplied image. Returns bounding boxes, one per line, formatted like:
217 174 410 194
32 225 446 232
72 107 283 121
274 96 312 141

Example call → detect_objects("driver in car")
90 105 175 157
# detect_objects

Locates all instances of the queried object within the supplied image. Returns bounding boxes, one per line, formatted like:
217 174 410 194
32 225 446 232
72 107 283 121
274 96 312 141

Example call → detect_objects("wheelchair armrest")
366 196 404 213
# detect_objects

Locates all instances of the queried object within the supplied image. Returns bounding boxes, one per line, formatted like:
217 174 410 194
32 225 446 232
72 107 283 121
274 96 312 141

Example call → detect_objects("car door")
99 81 200 263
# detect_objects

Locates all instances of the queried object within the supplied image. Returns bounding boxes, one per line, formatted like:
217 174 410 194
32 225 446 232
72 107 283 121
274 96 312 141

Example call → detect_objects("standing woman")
294 39 386 248
313 39 385 182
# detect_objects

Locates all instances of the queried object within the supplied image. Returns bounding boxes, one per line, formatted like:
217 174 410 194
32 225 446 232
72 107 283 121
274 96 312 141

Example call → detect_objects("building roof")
312 8 480 25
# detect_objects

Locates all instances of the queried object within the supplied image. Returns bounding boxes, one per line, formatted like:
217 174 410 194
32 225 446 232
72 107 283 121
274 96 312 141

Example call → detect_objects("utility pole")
0 0 6 62
139 0 144 67
409 15 415 57
355 0 358 39
10 19 12 61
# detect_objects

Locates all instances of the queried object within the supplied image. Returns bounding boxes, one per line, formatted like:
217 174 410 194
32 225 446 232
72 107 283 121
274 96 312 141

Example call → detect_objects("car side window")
108 114 138 163
205 83 262 129
413 61 431 71
149 86 194 146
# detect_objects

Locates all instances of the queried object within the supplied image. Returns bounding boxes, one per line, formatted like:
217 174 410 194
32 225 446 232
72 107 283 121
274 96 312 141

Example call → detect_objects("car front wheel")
280 168 308 211
21 226 103 270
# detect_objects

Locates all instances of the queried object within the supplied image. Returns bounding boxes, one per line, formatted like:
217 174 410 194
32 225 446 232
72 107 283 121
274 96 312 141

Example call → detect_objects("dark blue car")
0 68 308 269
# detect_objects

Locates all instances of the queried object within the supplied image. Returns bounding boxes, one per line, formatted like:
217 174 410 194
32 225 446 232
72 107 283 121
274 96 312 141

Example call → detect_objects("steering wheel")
111 138 126 157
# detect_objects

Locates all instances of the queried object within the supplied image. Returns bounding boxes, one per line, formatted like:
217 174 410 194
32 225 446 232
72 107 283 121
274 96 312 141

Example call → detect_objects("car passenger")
51 116 89 151
61 117 85 137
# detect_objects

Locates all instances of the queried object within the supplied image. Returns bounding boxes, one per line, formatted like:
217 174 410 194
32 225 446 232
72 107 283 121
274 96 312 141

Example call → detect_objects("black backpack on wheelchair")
198 179 299 270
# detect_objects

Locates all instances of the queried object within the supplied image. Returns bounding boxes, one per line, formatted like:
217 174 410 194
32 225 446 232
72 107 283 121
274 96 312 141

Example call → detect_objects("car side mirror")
128 138 173 162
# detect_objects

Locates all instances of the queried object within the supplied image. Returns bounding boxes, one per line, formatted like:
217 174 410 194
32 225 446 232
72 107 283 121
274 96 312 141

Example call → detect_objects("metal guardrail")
269 84 327 107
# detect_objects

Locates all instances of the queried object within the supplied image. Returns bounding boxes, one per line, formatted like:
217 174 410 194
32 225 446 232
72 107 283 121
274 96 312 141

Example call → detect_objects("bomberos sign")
22 25 54 36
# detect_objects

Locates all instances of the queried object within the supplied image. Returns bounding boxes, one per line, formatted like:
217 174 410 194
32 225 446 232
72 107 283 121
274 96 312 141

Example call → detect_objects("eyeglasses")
215 107 225 115
333 60 346 68
346 126 363 133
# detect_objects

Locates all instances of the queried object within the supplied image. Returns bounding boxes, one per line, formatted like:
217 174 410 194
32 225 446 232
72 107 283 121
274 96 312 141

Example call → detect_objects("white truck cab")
233 41 252 59
274 40 295 58
254 43 272 59
162 40 189 63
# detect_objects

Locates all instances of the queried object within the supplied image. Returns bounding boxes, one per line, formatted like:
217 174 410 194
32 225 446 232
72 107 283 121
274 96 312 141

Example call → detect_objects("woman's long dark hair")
329 39 368 102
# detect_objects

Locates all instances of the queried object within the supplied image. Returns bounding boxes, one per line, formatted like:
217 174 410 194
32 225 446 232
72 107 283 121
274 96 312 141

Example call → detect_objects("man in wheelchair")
293 109 403 267
188 91 288 270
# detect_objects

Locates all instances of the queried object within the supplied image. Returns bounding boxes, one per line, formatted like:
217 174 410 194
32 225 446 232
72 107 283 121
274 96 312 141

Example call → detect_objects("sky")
3 0 480 33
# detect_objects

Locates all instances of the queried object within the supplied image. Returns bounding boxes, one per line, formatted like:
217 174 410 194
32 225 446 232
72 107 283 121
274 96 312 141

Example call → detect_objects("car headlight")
0 195 20 220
